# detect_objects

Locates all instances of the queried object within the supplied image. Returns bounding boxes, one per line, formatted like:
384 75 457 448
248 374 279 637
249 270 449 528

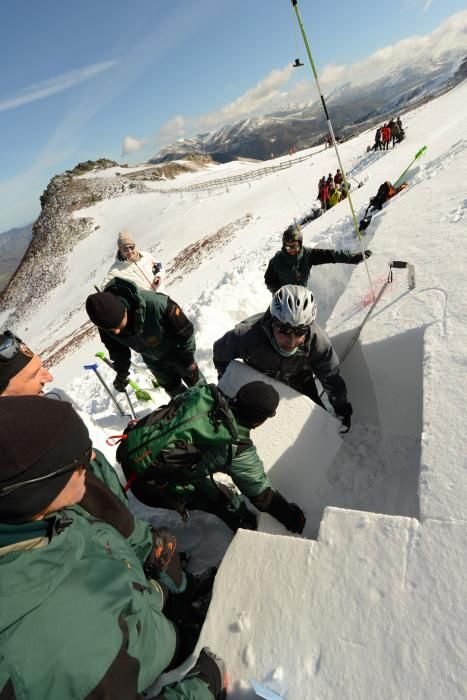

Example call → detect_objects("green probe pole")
290 0 375 299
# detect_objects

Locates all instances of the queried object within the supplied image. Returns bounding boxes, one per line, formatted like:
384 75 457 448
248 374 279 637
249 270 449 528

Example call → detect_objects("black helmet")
282 223 303 248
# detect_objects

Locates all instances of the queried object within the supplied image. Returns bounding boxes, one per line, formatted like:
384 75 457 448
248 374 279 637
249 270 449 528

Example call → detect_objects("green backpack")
116 384 245 486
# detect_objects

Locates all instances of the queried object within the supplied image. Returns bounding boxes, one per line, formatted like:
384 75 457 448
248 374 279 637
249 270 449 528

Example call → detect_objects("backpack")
116 384 246 485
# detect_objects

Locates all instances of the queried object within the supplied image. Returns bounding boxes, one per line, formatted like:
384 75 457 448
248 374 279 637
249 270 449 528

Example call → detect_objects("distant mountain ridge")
0 225 32 292
150 49 466 163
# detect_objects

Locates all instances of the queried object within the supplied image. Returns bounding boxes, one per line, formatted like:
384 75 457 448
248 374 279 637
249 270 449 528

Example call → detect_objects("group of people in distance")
317 168 350 211
372 116 405 151
0 221 371 698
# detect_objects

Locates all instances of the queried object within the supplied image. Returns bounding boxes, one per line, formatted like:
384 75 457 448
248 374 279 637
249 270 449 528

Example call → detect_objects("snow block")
218 361 342 538
196 509 466 699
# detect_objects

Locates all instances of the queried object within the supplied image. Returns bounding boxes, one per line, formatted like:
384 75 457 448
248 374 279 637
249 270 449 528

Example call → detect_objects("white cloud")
155 9 467 149
318 9 467 90
422 0 433 12
0 60 119 113
157 65 294 144
122 135 148 156
158 115 188 144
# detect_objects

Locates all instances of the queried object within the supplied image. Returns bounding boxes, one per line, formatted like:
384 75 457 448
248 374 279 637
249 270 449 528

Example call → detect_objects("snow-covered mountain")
150 49 466 163
1 79 466 698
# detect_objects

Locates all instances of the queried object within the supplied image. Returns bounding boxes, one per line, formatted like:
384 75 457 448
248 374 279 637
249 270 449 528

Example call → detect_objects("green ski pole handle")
128 380 153 402
95 352 153 402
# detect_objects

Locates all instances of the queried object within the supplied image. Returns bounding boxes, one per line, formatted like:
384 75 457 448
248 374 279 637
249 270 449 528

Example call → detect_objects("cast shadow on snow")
267 326 423 539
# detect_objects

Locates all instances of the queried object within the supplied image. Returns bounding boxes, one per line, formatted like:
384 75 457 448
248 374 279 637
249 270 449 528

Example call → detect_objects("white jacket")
105 250 164 292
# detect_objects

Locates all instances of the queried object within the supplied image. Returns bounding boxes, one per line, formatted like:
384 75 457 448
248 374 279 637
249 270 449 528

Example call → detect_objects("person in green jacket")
124 381 306 535
0 396 227 700
0 328 215 603
264 223 372 294
86 278 204 398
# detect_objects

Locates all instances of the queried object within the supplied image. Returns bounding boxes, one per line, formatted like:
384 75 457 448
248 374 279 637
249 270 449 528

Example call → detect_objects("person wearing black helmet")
264 222 372 294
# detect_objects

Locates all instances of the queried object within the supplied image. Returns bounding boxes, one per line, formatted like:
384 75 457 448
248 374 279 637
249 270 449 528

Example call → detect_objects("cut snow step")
218 360 342 538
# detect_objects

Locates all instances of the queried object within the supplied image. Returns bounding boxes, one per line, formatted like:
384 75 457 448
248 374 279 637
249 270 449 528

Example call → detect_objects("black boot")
186 648 227 699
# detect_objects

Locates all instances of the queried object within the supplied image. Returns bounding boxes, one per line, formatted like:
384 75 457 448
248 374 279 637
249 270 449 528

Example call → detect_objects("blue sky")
1 0 466 232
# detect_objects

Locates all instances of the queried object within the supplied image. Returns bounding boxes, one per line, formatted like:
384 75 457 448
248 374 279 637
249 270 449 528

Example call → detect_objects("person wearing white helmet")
213 284 352 432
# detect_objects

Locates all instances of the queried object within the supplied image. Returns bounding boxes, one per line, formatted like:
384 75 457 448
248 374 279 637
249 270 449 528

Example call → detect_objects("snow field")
11 79 467 698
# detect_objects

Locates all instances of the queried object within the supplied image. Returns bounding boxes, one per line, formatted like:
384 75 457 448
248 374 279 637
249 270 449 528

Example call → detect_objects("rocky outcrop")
0 160 151 327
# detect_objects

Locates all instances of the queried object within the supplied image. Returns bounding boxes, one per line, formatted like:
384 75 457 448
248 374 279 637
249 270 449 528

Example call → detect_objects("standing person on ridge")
0 396 226 700
213 285 353 431
373 127 382 151
264 223 371 294
86 278 205 399
105 230 164 292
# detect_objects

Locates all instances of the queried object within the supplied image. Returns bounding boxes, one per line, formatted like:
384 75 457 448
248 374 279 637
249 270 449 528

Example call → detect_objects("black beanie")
0 333 34 394
85 292 126 329
231 381 279 427
0 396 90 523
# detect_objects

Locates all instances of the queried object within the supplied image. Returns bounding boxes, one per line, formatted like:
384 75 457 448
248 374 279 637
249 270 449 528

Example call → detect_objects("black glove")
349 250 372 264
113 373 129 392
183 362 200 387
335 402 353 433
143 527 177 578
266 490 306 534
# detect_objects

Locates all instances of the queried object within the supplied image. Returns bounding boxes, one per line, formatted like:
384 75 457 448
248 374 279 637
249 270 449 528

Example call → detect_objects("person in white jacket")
105 230 164 291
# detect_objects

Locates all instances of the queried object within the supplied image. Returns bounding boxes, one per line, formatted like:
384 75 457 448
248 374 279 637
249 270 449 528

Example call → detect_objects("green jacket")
0 451 212 700
101 278 196 375
174 423 272 503
264 245 361 293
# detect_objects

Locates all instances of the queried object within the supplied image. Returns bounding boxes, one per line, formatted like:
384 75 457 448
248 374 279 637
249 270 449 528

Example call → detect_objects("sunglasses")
122 245 135 252
284 242 300 250
0 331 22 363
0 444 93 498
273 322 308 338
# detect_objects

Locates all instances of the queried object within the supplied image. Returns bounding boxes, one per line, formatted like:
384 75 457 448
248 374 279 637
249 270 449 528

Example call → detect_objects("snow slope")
9 80 467 698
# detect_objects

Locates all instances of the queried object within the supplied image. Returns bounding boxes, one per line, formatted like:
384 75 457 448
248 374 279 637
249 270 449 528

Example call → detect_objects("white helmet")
270 285 317 327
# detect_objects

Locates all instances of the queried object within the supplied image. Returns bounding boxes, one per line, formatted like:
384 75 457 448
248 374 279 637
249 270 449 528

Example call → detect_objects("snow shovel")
95 352 153 402
83 363 126 416
250 680 284 700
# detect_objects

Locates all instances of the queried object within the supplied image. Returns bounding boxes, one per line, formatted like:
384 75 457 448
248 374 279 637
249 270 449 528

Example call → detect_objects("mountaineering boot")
182 567 217 602
187 647 228 699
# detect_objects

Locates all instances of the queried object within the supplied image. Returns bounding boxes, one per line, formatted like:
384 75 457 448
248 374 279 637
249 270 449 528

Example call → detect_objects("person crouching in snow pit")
213 285 353 432
86 278 204 399
117 381 306 535
264 223 371 294
0 396 227 700
104 230 164 292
